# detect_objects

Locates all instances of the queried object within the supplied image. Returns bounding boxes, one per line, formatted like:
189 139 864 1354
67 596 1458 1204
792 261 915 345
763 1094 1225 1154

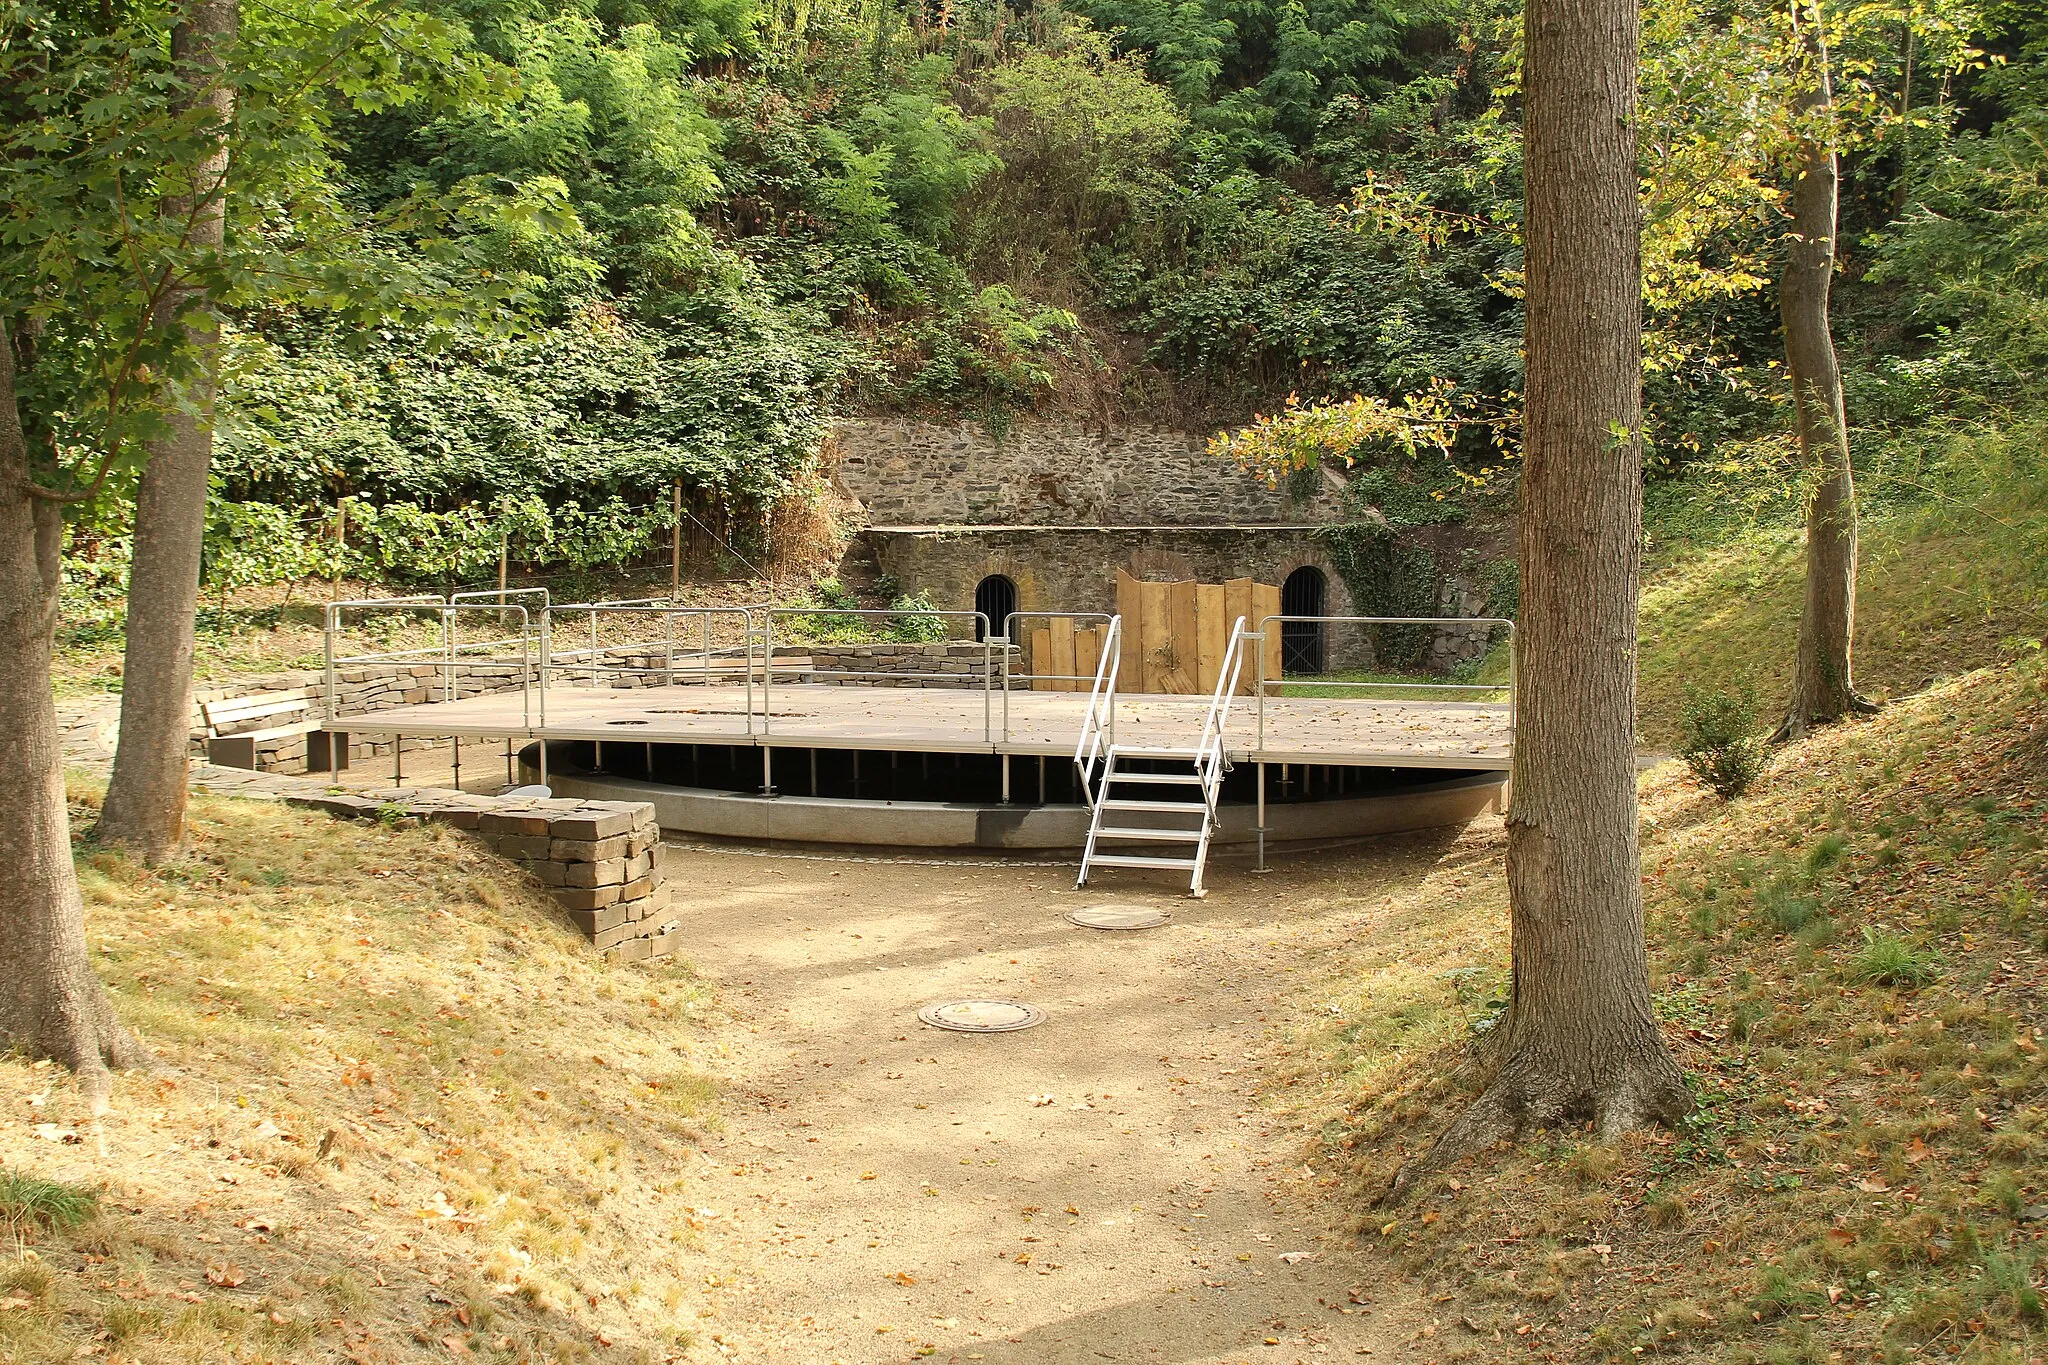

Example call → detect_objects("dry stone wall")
808 642 1019 687
242 773 681 963
835 418 1347 527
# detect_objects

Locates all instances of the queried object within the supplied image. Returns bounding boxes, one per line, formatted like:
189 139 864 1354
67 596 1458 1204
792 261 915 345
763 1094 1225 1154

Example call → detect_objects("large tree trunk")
1774 3 1873 741
98 0 238 860
0 322 150 1093
1389 0 1687 1193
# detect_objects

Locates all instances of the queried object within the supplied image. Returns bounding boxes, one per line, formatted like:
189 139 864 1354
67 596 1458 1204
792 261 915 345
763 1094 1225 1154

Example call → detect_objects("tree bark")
0 321 151 1092
1388 0 1688 1193
1774 1 1873 741
98 0 238 860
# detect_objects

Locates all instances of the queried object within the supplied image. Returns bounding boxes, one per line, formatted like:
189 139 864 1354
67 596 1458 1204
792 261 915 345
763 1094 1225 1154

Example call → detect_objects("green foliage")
1848 928 1942 989
1679 686 1766 801
0 1168 98 1233
887 590 949 641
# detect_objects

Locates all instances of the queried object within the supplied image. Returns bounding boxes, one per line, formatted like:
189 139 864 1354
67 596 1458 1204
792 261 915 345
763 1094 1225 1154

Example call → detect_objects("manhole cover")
917 999 1045 1033
1067 903 1172 930
606 718 651 725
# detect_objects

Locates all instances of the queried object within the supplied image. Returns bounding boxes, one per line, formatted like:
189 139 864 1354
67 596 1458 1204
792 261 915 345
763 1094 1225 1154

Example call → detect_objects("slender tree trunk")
0 321 151 1091
1775 1 1873 741
98 0 237 859
1389 0 1687 1192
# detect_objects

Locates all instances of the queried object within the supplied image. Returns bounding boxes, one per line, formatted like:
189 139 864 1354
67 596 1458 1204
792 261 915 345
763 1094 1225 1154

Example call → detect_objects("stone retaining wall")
269 781 679 963
835 418 1349 526
807 642 1018 688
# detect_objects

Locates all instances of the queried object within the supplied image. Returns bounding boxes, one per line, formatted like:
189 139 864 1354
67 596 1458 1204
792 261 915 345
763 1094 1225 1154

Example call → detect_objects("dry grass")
1280 656 2048 1362
1 786 724 1363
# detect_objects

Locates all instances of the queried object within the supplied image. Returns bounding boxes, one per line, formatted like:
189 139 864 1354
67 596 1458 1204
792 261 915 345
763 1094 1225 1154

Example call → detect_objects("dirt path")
667 835 1476 1365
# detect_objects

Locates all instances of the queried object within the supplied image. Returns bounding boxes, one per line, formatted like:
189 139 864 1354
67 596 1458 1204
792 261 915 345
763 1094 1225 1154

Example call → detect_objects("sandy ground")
661 834 1484 1365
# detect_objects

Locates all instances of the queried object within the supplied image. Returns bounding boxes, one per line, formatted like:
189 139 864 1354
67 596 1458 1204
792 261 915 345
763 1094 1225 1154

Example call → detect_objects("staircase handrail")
1073 614 1123 802
1193 617 1250 816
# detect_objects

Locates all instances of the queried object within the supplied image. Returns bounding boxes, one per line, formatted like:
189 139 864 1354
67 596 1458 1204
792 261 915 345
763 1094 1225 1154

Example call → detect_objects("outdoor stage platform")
346 682 1513 772
316 600 1514 853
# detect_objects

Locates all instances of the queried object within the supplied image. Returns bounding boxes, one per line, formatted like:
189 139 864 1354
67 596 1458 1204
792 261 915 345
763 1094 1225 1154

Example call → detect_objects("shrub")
1680 686 1766 799
888 591 950 642
1849 928 1941 988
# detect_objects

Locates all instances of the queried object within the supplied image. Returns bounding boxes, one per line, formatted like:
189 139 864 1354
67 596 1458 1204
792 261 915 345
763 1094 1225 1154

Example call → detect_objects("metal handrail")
1072 614 1123 803
538 604 760 734
1193 617 1250 818
762 608 995 740
1251 614 1517 751
322 595 450 723
438 604 533 727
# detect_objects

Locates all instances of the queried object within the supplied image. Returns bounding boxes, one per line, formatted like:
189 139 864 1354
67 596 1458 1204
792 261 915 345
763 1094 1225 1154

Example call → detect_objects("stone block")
425 807 481 830
529 859 568 887
567 903 628 937
604 935 654 963
554 884 621 912
548 807 641 841
618 875 653 902
645 926 684 960
623 850 654 882
591 920 641 951
564 857 627 888
495 834 553 860
549 834 628 863
479 812 552 837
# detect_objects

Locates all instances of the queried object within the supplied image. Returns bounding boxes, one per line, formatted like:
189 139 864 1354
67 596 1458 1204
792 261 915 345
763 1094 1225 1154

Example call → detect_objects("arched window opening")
1280 566 1328 675
974 574 1018 642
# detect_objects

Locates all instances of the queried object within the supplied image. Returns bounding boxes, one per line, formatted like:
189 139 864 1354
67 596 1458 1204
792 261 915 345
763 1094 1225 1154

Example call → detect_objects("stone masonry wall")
807 642 1020 688
863 526 1358 623
835 418 1348 527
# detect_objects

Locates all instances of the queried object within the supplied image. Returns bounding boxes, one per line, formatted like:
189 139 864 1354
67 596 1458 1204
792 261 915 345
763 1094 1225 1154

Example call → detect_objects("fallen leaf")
1278 1251 1315 1264
205 1264 245 1288
889 1272 917 1286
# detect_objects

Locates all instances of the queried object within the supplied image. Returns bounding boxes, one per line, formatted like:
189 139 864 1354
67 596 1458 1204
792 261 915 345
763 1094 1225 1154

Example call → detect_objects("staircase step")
1095 826 1205 842
1101 798 1206 813
1114 745 1202 757
1106 770 1205 785
1085 853 1199 870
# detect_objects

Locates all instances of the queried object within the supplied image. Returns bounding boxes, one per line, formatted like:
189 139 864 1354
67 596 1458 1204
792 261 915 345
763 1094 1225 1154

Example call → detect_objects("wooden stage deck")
340 683 1512 771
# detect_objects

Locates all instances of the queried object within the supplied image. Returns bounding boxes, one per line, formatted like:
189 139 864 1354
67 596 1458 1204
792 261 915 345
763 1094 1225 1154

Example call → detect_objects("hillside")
0 789 722 1363
1637 413 2048 748
1274 652 2047 1360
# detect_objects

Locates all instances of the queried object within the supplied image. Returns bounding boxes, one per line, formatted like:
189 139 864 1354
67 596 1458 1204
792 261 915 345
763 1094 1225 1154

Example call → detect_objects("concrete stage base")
523 754 1505 850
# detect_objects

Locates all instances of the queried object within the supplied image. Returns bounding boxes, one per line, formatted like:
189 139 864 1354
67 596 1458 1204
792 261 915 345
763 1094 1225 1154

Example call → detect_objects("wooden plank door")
1195 582 1227 694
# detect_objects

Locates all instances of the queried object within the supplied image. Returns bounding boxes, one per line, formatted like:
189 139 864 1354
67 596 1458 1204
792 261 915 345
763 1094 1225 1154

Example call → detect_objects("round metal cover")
917 999 1045 1033
1067 903 1172 931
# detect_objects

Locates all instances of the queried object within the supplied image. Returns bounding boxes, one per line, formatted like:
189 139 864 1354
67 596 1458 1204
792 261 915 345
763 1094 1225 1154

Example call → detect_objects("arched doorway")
1280 566 1327 675
974 574 1017 642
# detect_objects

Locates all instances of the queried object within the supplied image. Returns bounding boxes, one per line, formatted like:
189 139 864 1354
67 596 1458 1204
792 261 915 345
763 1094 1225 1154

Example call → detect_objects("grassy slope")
1281 658 2047 1360
1637 416 2048 748
1 790 721 1364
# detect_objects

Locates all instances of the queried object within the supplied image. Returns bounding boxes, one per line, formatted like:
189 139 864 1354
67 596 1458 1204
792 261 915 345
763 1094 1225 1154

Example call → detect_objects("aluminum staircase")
1074 617 1250 897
